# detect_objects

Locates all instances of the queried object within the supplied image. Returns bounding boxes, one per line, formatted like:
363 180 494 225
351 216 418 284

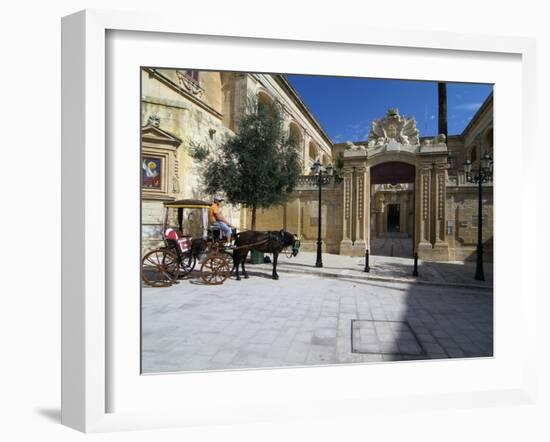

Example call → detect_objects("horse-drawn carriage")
141 199 301 287
141 199 235 287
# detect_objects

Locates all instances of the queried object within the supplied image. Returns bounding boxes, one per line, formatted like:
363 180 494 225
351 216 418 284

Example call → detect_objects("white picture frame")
61 9 537 433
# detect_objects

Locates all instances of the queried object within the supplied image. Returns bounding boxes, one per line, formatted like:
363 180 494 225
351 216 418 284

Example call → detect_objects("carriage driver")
208 195 234 245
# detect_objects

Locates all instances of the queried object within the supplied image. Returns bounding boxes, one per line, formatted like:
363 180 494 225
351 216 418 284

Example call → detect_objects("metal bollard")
412 252 419 277
364 249 370 273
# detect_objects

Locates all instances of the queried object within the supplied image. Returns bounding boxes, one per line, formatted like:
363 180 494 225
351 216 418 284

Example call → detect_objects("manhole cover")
351 319 425 356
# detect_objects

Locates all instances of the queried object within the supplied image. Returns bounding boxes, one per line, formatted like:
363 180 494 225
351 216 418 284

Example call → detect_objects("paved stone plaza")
370 236 413 258
142 253 493 373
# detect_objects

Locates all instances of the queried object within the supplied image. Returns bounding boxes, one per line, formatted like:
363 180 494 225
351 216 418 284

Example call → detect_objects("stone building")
141 68 493 262
141 68 332 251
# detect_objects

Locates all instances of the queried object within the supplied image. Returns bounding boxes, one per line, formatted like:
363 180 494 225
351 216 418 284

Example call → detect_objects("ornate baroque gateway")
339 108 450 260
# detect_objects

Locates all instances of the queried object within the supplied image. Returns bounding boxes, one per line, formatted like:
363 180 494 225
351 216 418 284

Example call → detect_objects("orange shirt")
208 203 219 223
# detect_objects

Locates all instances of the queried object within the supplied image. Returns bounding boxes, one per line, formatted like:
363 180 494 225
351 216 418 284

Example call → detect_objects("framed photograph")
61 9 537 433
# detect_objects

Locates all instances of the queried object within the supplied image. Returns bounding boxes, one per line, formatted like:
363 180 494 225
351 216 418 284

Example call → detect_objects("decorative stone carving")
357 174 364 220
148 114 161 127
438 174 445 220
344 175 351 220
383 183 404 190
420 134 448 153
176 70 205 98
345 141 366 151
367 108 420 148
422 174 429 220
173 151 180 193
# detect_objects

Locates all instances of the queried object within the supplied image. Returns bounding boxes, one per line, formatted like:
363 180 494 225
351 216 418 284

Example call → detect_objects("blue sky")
286 75 493 143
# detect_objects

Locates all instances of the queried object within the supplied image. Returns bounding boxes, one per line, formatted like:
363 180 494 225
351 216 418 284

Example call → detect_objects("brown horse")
233 230 299 280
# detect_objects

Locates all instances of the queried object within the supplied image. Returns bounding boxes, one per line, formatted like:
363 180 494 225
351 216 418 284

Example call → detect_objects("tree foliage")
191 96 302 229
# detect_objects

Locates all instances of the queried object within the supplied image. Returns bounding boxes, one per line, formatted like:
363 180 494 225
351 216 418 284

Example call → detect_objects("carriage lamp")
463 151 493 281
311 159 334 268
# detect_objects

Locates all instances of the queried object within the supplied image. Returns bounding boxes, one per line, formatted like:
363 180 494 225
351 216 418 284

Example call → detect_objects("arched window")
288 122 302 148
257 91 273 111
308 141 319 173
256 91 279 123
470 145 477 163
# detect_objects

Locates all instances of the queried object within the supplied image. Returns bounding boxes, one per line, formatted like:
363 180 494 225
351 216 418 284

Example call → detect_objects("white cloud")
452 102 482 111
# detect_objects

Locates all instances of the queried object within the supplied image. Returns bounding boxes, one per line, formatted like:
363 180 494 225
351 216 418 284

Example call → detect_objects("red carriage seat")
164 228 192 253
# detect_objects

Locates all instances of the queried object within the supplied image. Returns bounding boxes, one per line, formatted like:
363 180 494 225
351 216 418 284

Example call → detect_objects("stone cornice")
142 96 189 111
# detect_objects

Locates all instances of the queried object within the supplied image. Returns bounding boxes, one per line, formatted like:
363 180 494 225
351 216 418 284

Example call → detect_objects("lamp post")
464 151 493 281
310 159 333 268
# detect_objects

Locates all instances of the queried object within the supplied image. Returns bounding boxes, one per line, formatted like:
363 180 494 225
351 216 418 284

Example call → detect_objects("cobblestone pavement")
142 267 493 373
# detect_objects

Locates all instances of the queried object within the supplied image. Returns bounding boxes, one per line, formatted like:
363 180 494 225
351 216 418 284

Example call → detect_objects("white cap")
214 194 224 202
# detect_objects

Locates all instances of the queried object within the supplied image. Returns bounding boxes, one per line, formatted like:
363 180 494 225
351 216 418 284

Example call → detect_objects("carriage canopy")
163 199 211 209
162 199 211 239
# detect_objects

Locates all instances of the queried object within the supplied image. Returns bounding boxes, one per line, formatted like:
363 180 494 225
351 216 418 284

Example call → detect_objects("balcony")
449 171 494 187
295 175 340 191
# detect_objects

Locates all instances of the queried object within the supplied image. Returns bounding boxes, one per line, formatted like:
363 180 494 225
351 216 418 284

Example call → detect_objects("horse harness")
232 231 285 252
266 231 285 253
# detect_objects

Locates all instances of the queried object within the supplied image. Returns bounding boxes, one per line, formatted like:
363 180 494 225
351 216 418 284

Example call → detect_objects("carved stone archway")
339 109 450 260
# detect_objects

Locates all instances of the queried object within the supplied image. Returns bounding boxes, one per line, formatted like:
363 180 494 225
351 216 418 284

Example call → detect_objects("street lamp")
464 151 493 281
310 159 333 268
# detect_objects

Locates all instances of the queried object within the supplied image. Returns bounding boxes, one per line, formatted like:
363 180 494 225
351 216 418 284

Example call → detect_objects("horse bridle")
284 234 301 258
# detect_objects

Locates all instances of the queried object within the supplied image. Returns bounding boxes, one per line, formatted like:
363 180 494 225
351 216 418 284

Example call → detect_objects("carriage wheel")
199 253 231 285
142 248 180 287
179 251 196 276
220 250 236 274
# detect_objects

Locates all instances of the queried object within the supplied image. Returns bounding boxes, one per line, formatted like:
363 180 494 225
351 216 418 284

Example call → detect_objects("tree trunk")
251 206 257 231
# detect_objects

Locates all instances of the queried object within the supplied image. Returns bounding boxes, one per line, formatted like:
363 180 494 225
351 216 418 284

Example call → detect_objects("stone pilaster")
339 145 372 256
303 133 310 173
415 153 449 260
339 167 354 255
351 166 368 254
416 164 433 256
432 162 449 259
